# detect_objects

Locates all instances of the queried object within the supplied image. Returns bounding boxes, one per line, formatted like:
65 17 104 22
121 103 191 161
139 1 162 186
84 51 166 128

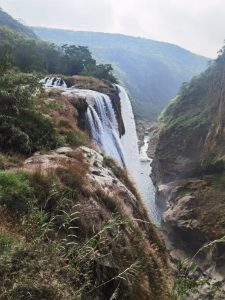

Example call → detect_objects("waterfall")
84 86 140 181
40 77 140 182
41 77 158 221
116 85 141 183
85 91 126 167
40 77 67 88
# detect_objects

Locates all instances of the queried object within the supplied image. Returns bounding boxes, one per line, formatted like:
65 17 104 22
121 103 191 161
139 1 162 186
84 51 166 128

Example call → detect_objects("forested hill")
33 27 209 119
0 8 36 38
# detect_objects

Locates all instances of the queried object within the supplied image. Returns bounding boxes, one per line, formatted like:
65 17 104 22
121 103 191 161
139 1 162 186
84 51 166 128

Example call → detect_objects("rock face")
152 50 225 289
24 146 172 299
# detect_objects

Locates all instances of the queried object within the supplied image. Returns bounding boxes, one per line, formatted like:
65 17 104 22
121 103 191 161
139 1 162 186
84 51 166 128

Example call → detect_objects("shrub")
0 71 58 154
0 153 24 170
0 232 15 255
27 170 60 211
201 153 225 174
7 285 56 300
64 128 90 147
56 161 88 192
0 171 33 218
18 110 58 151
0 123 30 153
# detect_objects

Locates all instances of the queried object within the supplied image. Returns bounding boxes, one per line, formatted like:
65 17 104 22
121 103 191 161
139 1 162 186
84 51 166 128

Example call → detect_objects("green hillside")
0 27 116 82
33 28 209 119
0 8 36 38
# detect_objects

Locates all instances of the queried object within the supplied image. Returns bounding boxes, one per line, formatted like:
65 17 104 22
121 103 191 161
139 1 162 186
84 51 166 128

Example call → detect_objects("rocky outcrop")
152 49 225 295
136 120 161 159
22 146 172 300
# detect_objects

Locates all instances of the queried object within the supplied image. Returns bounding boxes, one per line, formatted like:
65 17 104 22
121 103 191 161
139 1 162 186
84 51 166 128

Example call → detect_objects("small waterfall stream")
40 77 67 88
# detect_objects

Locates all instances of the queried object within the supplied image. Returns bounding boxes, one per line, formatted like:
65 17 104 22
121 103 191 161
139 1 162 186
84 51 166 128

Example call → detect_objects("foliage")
0 166 164 299
171 258 208 300
0 171 33 218
63 128 91 147
0 26 118 82
201 154 225 174
0 8 36 38
172 236 225 299
0 69 57 153
61 44 96 75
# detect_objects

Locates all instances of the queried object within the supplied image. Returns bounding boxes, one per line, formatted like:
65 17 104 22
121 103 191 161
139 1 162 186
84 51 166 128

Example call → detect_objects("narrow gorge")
151 48 225 299
1 5 225 299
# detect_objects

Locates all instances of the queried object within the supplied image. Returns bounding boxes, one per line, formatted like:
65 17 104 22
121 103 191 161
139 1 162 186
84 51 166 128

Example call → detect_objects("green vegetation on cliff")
0 9 118 82
0 8 36 38
154 46 225 181
0 25 117 82
153 45 225 296
0 157 171 299
0 72 171 299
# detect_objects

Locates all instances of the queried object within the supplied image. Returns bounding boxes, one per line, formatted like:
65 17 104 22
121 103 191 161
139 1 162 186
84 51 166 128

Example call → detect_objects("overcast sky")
1 0 225 58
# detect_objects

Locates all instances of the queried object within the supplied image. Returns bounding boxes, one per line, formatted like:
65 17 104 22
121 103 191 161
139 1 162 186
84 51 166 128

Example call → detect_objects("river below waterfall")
138 133 160 225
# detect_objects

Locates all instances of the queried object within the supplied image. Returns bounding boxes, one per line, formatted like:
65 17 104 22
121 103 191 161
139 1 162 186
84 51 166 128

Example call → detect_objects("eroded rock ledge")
23 146 172 299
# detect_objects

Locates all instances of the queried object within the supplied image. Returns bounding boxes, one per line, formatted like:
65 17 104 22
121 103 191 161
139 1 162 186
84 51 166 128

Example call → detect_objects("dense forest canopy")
0 25 117 82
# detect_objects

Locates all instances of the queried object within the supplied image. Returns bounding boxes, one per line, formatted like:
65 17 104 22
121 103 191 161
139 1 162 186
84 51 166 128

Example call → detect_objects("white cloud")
1 0 225 57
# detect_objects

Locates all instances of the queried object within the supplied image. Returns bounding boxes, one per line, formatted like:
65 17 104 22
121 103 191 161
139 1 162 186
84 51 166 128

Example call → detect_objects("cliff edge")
152 48 225 290
0 73 171 299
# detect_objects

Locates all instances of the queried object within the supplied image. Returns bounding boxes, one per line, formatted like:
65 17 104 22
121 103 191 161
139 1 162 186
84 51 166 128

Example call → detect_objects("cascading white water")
41 77 158 223
85 91 126 167
116 85 141 184
40 77 139 181
40 77 67 88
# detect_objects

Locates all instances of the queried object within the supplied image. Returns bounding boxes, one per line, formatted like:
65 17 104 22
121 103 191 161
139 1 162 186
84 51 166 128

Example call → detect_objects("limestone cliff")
152 48 225 286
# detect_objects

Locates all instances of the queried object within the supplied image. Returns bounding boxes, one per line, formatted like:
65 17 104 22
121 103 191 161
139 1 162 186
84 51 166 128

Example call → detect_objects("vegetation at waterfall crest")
0 8 117 83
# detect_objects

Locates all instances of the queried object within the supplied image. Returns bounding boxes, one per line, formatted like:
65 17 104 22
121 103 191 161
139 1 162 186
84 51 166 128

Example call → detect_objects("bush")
0 123 30 153
0 70 58 154
56 162 87 192
64 128 90 147
18 110 57 151
28 170 59 211
0 171 33 218
0 153 24 170
201 153 225 174
7 285 56 300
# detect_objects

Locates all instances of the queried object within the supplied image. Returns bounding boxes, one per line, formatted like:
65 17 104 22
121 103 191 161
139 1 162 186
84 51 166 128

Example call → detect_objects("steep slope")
153 50 225 184
152 47 225 279
0 70 172 299
0 8 36 38
33 27 209 119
